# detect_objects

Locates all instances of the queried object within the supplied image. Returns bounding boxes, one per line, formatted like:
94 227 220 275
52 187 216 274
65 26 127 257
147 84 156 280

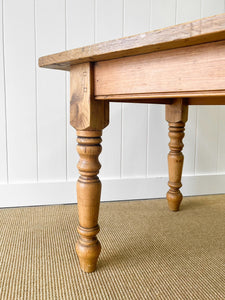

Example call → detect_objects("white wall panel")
0 0 7 183
182 106 197 175
3 0 37 183
66 0 95 49
95 0 123 43
148 104 169 177
176 0 201 22
201 0 224 17
195 106 219 174
123 0 150 35
95 0 123 178
121 103 148 178
121 0 149 178
217 106 225 173
0 0 225 207
36 0 66 182
150 0 176 30
1 174 225 208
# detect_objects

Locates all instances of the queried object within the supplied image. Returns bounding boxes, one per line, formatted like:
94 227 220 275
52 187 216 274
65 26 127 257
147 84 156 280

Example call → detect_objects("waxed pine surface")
0 195 224 299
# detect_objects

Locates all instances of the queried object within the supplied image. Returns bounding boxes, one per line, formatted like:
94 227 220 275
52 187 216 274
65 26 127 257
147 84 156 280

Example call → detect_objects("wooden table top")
39 13 225 71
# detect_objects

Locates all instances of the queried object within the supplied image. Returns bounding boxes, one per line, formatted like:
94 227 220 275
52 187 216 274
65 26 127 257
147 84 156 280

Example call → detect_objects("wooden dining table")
39 13 225 273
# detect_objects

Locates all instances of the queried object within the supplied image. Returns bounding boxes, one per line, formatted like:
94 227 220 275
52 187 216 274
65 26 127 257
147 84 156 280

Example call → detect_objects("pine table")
39 13 225 273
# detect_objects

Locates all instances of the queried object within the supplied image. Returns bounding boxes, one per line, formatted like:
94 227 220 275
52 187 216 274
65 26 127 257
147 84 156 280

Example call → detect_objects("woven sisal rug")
0 195 224 299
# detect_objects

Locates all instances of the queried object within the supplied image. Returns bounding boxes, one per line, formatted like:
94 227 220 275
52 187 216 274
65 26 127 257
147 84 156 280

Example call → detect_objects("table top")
39 13 225 71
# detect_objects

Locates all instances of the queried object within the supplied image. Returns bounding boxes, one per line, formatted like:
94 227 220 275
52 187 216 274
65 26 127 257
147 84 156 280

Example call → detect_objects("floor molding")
0 174 225 208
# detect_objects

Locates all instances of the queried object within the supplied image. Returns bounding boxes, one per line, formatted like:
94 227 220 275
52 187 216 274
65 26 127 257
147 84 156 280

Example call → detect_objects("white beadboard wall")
1 0 225 207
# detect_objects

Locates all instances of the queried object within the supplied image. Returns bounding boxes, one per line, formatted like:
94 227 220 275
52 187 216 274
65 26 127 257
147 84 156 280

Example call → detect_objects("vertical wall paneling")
3 0 37 183
182 106 197 176
66 0 95 50
148 104 169 177
66 0 95 181
195 0 225 175
217 106 225 173
201 0 224 17
123 0 149 36
176 0 201 175
1 0 225 207
150 0 176 31
0 0 7 183
95 0 124 179
95 0 123 43
147 0 176 177
36 0 66 182
195 106 219 174
121 0 149 178
176 0 201 22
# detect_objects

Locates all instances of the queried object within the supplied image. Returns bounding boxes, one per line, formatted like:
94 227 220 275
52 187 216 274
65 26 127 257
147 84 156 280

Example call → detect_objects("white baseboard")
0 174 225 208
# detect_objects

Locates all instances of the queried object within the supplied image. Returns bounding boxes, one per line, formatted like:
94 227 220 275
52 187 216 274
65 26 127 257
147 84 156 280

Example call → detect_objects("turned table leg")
76 130 102 272
70 62 109 272
165 99 188 211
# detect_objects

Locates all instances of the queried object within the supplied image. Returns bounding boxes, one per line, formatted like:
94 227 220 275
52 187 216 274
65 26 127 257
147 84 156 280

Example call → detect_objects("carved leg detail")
165 98 188 211
167 122 185 211
75 130 102 273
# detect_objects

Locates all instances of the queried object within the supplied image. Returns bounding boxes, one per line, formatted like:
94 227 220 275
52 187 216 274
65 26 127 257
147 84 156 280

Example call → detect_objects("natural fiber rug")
0 195 224 299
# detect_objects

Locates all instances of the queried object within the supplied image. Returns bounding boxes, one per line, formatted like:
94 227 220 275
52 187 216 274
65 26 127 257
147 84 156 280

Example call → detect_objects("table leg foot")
76 130 102 273
76 225 101 273
167 186 183 211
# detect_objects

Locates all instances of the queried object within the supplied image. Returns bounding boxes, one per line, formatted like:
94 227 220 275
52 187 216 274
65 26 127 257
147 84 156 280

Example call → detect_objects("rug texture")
0 195 224 299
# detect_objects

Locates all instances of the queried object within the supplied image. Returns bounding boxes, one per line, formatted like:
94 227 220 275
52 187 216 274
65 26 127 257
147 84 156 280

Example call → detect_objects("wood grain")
70 62 109 131
70 62 109 272
94 40 225 97
39 13 225 71
76 130 102 273
166 99 188 211
95 94 225 105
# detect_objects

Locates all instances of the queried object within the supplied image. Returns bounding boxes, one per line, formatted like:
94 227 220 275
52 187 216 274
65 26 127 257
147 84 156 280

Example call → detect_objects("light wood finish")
39 13 225 272
95 94 225 105
76 130 102 273
187 96 225 105
70 63 109 130
94 40 225 98
96 96 173 105
166 99 188 211
70 63 109 273
39 13 225 71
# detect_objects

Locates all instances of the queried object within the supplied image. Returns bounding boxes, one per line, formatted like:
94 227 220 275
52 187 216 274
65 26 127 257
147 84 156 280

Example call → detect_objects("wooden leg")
167 122 185 211
75 130 102 273
165 99 188 211
69 63 109 272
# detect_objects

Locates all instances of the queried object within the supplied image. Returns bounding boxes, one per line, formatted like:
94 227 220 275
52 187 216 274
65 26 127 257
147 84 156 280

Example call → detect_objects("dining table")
39 13 225 272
